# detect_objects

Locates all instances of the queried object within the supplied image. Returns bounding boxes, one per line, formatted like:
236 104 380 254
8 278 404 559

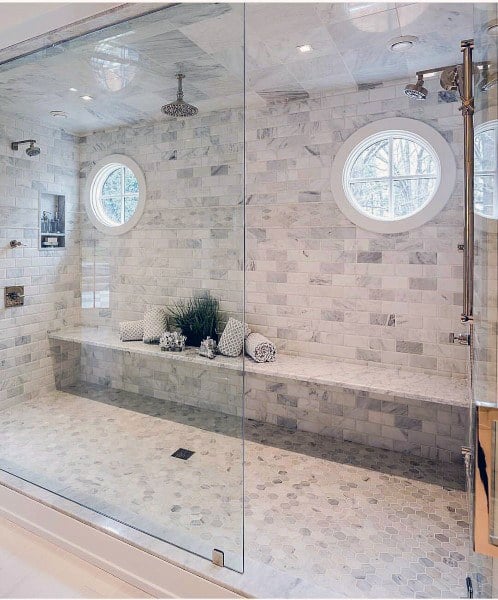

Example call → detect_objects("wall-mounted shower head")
404 74 428 99
11 139 40 157
161 74 198 117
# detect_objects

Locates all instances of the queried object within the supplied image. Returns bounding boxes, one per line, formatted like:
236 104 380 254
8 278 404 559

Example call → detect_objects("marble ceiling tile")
179 8 243 55
247 64 303 94
246 3 323 43
315 3 398 26
157 3 232 28
285 53 354 85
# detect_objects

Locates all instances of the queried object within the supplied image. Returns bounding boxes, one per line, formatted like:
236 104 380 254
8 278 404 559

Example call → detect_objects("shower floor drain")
171 448 195 460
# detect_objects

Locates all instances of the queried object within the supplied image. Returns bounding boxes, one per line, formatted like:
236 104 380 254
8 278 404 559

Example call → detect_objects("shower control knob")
449 332 470 345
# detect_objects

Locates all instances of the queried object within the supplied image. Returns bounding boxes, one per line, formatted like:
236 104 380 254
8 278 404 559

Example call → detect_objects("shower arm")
413 60 489 81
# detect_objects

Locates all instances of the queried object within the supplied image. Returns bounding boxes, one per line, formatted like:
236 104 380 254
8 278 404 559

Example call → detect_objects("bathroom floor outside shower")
0 385 490 598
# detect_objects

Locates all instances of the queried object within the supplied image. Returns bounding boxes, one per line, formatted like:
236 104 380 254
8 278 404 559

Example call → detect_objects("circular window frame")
84 154 146 235
331 117 456 233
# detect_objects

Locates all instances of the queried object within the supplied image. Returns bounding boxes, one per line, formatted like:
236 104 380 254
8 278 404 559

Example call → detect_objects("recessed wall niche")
39 193 65 249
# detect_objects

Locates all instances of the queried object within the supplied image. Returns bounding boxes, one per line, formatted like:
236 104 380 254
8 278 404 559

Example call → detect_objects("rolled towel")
143 307 168 343
218 317 251 357
119 320 144 342
245 332 276 363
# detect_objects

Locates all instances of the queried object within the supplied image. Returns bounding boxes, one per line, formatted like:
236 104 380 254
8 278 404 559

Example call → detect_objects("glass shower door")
470 2 498 578
0 2 245 574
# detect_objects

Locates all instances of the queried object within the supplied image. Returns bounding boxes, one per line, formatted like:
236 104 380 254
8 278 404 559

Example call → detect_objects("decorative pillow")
119 320 144 342
143 307 168 343
218 317 251 357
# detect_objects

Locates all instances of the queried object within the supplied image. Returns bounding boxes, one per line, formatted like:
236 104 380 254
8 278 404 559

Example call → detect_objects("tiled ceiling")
0 2 475 134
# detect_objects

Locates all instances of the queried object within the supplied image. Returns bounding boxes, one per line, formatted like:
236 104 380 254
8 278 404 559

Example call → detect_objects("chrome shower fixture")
11 139 40 157
161 73 198 117
404 74 428 99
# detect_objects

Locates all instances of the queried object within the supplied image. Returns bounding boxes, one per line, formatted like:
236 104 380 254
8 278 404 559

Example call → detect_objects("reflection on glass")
91 42 139 92
475 121 498 218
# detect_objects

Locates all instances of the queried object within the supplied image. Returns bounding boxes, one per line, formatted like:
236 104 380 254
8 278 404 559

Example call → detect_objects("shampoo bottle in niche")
41 211 50 233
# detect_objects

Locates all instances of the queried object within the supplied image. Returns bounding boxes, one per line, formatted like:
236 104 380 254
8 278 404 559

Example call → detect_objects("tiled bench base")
245 374 467 463
49 327 468 463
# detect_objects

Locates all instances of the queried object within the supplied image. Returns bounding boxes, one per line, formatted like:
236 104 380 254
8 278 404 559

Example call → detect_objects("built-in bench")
49 326 468 463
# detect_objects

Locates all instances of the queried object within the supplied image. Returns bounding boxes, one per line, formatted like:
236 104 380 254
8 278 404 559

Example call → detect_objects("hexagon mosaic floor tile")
0 384 491 597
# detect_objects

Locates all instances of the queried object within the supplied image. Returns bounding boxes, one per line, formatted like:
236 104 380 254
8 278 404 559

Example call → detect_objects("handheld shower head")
161 74 198 117
11 139 40 157
404 75 428 99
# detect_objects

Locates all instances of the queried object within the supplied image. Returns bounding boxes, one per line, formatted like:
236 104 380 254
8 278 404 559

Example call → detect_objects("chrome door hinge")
212 548 225 567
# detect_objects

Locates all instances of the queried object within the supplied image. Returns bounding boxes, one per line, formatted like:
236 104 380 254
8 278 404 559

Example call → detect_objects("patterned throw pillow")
218 317 251 357
119 320 144 342
143 307 168 343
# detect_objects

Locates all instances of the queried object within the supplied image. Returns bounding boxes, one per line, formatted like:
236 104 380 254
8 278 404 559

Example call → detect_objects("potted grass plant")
169 292 222 347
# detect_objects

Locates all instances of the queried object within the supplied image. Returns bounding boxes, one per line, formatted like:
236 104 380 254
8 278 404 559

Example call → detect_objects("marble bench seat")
49 326 468 463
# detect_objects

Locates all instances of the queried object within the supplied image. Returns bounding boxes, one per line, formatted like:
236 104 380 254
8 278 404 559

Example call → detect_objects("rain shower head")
11 139 40 157
161 74 198 117
404 75 428 99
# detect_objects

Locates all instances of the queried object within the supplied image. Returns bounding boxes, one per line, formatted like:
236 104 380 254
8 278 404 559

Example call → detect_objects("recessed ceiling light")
80 95 93 101
50 110 68 118
69 87 78 92
297 44 313 53
388 35 418 52
487 20 498 36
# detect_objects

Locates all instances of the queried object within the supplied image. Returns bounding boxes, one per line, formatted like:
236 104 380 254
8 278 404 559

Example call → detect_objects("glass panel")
124 167 138 193
392 177 437 217
101 196 122 224
0 2 245 575
392 137 437 176
349 180 390 218
475 126 497 172
350 138 389 179
475 175 495 217
124 195 138 222
102 167 122 196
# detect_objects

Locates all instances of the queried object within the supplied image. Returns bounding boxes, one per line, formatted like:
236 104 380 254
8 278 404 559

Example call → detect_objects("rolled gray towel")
245 333 276 363
119 320 144 342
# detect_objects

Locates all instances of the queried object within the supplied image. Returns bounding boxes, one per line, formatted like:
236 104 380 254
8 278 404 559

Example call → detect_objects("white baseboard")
0 481 241 599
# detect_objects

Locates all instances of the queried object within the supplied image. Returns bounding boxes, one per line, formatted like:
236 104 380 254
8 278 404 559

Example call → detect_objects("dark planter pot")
184 330 218 348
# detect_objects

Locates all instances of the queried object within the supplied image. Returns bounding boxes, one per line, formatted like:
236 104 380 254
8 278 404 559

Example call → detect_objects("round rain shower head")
11 139 40 157
162 74 198 117
26 141 40 157
404 76 428 99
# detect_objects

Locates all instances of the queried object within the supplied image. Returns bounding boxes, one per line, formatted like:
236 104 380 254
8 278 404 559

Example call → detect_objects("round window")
475 120 498 219
331 118 456 233
85 154 146 235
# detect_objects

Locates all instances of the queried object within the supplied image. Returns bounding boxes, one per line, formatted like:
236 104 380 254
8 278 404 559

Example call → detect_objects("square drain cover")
171 448 195 460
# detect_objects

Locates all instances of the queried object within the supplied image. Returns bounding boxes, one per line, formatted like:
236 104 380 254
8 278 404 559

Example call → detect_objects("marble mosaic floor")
0 384 491 598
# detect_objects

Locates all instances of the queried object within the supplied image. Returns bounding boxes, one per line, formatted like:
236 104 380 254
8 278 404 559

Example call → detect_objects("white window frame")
331 117 457 234
474 119 498 219
85 154 146 235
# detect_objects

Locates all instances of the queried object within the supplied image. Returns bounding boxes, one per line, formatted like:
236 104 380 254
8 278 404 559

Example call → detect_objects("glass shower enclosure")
0 3 245 573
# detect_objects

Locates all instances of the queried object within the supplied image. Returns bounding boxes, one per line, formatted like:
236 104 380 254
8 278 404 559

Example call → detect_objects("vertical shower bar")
461 39 474 324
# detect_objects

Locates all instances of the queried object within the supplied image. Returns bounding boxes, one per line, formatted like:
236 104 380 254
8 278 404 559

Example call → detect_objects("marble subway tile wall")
245 77 467 378
0 116 80 408
78 109 244 328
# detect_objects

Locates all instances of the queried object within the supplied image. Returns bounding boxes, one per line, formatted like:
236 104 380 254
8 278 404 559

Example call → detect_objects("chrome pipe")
461 39 475 324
